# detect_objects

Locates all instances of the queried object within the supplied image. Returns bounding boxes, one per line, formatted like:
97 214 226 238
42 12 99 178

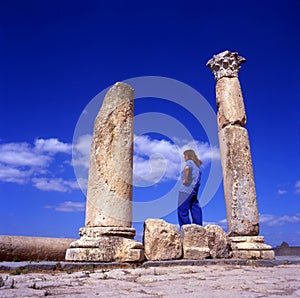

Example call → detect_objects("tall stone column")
66 82 144 262
207 51 274 259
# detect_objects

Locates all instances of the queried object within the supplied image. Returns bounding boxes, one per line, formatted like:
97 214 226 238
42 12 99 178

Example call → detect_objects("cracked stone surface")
0 264 299 297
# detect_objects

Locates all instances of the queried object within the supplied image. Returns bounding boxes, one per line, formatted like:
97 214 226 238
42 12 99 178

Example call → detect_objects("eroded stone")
144 219 182 261
218 125 259 236
85 82 134 227
216 77 246 129
181 224 209 260
0 236 74 261
206 225 231 258
229 236 275 260
206 50 246 81
66 232 144 262
65 82 143 262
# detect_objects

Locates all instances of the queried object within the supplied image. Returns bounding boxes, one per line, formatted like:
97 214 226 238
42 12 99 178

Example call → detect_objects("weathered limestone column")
207 51 274 259
66 82 144 262
0 236 75 261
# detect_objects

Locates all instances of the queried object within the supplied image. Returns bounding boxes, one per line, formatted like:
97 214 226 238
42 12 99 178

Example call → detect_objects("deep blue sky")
0 0 299 246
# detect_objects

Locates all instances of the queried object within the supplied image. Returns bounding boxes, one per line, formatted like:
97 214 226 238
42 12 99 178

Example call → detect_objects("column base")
230 236 275 260
65 227 144 262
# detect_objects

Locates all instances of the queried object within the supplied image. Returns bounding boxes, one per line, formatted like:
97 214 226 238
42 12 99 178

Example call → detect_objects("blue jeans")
178 191 202 227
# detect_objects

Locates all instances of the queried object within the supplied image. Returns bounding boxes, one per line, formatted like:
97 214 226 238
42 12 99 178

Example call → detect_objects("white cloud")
133 134 220 186
133 135 181 186
295 181 300 194
32 178 80 193
0 134 219 193
0 164 31 184
259 213 300 227
72 133 220 189
34 138 72 154
0 138 81 193
0 142 51 167
0 138 71 169
72 134 92 169
278 189 288 195
45 201 85 212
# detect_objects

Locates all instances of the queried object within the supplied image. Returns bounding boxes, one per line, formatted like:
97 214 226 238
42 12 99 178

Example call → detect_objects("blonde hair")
184 149 202 167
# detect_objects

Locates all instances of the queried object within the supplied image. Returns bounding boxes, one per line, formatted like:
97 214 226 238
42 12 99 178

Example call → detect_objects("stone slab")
230 236 265 243
183 247 210 260
232 249 275 260
79 227 136 239
1 257 300 273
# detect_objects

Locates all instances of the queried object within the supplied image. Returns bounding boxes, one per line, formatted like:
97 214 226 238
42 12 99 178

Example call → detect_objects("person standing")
178 149 202 227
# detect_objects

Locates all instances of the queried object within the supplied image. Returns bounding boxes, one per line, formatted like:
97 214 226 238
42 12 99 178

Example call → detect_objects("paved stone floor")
0 261 300 297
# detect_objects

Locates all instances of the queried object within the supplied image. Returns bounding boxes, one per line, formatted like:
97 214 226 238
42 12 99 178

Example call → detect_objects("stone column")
65 82 144 262
207 51 274 259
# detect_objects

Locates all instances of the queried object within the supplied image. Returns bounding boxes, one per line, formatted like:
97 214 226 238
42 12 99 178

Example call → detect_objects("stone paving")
0 260 299 297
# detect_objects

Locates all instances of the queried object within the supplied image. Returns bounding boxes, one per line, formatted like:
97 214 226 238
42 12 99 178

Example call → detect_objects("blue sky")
0 0 299 247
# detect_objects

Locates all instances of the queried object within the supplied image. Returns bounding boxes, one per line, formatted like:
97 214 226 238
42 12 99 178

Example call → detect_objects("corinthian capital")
206 50 246 81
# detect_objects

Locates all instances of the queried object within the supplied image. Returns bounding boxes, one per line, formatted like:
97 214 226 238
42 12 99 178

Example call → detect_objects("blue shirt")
178 160 201 194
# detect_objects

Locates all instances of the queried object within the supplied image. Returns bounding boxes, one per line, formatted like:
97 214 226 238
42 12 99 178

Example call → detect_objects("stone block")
79 226 136 239
206 225 231 258
230 236 265 243
181 224 209 260
229 236 275 260
261 250 275 260
218 125 259 236
183 247 210 260
181 224 208 247
144 219 182 261
216 77 246 129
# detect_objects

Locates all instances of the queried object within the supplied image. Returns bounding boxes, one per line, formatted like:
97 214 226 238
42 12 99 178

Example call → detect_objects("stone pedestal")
230 236 275 260
65 227 144 262
66 82 144 262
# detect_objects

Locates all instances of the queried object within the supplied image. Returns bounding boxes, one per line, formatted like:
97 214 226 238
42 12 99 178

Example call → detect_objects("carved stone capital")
206 50 246 80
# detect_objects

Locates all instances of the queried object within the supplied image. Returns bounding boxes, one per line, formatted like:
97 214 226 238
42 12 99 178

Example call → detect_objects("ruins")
65 82 144 262
207 50 274 259
64 51 275 263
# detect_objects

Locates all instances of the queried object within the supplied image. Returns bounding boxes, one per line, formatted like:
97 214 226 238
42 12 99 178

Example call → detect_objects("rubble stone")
144 219 182 261
181 224 210 259
206 225 231 258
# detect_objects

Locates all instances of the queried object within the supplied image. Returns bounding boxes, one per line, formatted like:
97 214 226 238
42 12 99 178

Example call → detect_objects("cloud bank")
259 213 300 227
45 201 85 212
133 134 220 186
1 134 220 192
0 138 78 192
